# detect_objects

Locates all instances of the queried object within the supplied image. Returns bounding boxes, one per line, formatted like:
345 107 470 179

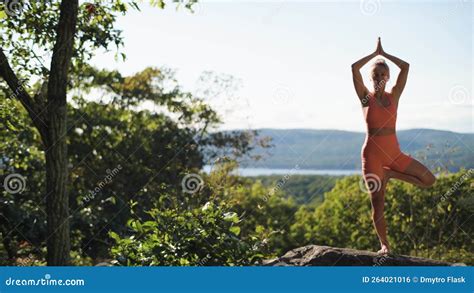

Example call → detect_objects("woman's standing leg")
369 181 391 254
363 163 391 254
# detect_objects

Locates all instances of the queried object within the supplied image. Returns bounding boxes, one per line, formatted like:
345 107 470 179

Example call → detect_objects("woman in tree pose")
351 37 436 254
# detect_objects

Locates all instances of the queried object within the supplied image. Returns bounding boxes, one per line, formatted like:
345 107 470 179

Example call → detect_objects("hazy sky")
91 0 472 133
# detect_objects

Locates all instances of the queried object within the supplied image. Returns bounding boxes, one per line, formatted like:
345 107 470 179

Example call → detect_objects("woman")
351 37 436 255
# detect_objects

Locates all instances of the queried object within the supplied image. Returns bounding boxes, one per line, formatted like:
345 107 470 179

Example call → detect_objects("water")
202 166 361 177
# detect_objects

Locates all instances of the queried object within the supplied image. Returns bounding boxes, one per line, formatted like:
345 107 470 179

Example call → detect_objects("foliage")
0 97 46 264
0 74 270 264
108 160 300 265
250 174 340 206
109 199 265 266
191 160 300 257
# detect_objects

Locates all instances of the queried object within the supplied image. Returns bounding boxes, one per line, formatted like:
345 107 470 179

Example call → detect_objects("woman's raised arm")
380 45 410 100
351 38 380 101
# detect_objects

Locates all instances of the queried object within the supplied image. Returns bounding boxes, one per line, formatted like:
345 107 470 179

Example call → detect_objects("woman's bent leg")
384 167 426 187
387 153 436 188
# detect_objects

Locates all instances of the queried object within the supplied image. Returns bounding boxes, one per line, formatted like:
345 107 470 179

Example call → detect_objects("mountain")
238 128 473 172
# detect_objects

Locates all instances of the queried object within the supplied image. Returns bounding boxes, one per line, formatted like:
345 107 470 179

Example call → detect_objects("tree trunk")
44 0 79 266
45 109 70 265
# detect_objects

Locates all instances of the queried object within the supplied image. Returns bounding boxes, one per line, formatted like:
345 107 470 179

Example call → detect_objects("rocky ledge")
261 245 466 266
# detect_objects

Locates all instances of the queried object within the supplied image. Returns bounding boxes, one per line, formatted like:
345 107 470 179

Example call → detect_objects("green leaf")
223 212 239 223
6 120 18 131
229 226 240 236
109 231 121 242
202 201 213 212
255 225 265 234
105 196 116 205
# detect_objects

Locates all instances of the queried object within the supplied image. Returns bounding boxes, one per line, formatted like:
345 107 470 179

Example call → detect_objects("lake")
202 166 361 177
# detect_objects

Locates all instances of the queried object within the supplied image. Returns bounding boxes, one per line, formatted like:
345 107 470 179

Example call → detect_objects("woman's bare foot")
377 243 391 255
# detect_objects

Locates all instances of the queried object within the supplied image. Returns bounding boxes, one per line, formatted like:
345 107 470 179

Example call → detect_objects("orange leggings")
361 134 413 189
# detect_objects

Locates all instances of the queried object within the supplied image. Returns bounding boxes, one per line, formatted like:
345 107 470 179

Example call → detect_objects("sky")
91 0 473 133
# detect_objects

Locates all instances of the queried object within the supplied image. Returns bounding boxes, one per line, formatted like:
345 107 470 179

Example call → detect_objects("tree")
0 0 197 265
0 0 79 266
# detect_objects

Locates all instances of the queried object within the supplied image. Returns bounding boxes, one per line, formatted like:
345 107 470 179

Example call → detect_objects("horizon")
214 127 474 134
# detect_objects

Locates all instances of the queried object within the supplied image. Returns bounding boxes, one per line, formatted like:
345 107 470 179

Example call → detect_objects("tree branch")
0 47 48 139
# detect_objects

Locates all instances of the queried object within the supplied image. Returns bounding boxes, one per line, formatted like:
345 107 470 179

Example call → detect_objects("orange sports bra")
364 91 397 129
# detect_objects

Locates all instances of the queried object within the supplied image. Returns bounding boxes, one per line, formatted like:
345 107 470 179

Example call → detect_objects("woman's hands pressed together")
375 37 385 56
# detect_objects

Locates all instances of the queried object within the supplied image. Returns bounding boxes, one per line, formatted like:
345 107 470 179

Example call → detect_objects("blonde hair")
371 58 389 73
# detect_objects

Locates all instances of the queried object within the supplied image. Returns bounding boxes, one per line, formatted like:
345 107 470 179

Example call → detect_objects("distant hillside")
250 175 340 206
238 128 473 172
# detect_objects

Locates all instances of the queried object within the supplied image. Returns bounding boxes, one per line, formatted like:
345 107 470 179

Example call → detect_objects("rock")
261 245 466 266
94 261 112 266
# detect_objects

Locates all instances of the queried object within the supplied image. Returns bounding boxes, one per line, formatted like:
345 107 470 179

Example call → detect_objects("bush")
109 198 266 266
